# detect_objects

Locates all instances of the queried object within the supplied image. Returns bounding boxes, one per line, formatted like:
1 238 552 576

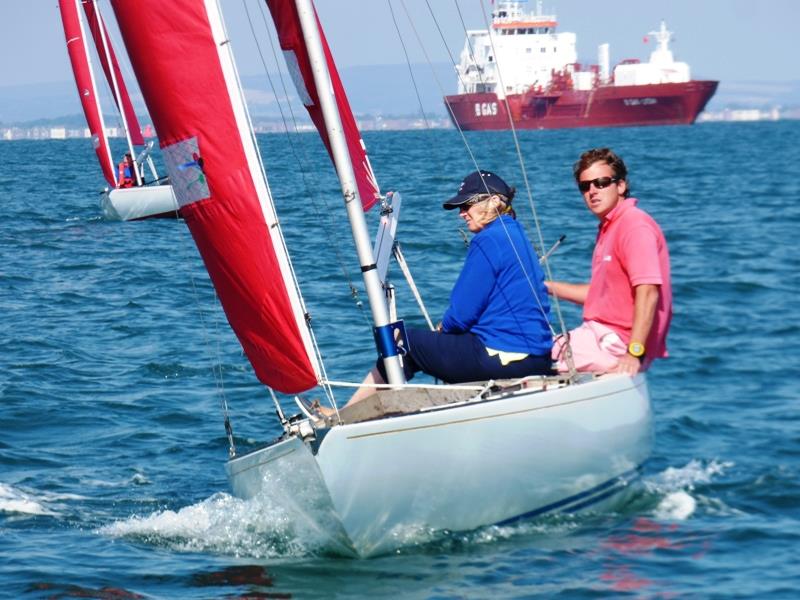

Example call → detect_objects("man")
547 148 672 375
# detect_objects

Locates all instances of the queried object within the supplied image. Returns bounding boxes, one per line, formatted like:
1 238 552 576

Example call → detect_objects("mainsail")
111 0 321 393
80 0 145 147
265 0 380 211
58 0 116 187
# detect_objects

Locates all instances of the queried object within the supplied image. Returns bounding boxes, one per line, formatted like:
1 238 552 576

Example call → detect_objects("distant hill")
1 63 797 126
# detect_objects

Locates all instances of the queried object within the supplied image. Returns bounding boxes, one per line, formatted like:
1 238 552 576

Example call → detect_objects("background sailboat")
58 0 177 221
109 0 652 557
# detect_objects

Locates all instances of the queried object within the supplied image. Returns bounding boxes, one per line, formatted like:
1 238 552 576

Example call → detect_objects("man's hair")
573 147 630 198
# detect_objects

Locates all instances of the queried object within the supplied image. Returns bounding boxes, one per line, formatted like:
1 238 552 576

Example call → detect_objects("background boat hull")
445 81 719 131
101 183 179 221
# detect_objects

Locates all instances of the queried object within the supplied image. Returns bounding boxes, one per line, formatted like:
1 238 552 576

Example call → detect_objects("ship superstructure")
446 1 717 130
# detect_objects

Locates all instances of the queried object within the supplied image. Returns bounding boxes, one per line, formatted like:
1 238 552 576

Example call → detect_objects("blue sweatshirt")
441 215 552 354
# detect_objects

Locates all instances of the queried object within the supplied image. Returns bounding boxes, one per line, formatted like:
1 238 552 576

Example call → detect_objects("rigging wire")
396 0 576 377
475 0 576 377
186 253 237 458
397 0 482 176
392 1 554 332
386 0 431 130
240 0 345 408
250 0 371 335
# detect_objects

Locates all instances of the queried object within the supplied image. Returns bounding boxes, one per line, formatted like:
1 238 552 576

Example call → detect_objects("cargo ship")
444 1 718 131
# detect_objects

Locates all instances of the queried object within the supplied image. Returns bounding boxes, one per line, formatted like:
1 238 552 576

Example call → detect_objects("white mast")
294 0 405 386
90 0 141 185
71 0 115 181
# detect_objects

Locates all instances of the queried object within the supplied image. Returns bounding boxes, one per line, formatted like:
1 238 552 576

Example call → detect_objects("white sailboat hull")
226 373 652 557
101 184 179 221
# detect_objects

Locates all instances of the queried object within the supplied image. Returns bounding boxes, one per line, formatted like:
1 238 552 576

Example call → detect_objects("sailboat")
58 0 178 221
110 0 652 557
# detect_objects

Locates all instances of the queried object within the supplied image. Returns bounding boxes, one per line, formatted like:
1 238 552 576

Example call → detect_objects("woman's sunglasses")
577 176 619 192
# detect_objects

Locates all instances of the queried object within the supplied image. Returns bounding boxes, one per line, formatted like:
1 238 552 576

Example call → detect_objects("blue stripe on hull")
495 464 644 526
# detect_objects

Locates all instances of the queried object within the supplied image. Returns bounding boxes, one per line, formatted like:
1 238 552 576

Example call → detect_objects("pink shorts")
552 320 627 373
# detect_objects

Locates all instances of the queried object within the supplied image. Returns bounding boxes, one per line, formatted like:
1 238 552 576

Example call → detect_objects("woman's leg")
343 366 385 407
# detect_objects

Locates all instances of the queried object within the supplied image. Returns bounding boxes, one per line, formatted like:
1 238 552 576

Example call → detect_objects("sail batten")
111 0 321 393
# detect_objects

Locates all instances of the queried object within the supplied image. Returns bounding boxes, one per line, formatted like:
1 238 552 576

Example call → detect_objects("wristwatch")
627 342 645 359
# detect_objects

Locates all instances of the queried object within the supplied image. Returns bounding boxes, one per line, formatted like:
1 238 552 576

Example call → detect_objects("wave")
0 482 59 516
643 459 734 520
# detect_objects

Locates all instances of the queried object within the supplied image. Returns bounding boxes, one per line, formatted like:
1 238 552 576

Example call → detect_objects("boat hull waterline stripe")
495 465 644 526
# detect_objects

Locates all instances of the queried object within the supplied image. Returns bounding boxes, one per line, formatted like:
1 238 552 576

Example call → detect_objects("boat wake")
97 459 732 559
643 459 734 520
98 491 342 559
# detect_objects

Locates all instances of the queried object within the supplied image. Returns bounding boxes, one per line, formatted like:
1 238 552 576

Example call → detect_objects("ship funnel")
598 43 610 83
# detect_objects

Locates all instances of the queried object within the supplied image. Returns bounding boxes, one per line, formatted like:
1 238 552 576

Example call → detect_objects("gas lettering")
473 102 498 117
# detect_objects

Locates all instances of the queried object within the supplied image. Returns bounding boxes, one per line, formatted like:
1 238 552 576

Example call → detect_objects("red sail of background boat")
58 0 117 186
80 0 145 146
111 0 321 393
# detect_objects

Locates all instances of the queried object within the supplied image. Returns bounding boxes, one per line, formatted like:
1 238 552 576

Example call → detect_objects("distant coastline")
1 67 798 138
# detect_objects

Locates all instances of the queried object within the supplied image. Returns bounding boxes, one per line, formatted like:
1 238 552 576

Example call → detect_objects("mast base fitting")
373 320 408 358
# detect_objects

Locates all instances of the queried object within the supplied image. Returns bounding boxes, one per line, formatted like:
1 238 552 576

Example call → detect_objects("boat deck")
326 374 580 426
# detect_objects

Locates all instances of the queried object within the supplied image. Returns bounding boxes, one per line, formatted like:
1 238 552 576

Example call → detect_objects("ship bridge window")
516 28 525 34
541 47 546 53
526 48 532 53
527 28 534 34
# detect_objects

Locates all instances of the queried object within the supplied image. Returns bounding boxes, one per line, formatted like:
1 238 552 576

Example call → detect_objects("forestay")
111 0 322 393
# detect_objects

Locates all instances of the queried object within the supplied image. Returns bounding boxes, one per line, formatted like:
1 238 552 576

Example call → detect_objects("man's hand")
613 353 641 375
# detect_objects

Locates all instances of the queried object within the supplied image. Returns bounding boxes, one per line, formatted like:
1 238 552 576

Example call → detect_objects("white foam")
654 491 697 520
99 491 342 559
0 482 56 516
645 459 733 521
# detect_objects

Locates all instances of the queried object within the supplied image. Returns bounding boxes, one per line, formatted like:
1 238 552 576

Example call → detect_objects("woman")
341 170 553 408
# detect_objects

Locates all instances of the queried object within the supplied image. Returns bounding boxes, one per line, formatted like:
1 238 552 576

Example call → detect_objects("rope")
392 2 577 378
476 2 577 378
386 0 431 129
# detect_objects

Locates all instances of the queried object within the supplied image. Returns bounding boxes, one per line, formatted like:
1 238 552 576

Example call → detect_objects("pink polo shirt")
583 198 672 367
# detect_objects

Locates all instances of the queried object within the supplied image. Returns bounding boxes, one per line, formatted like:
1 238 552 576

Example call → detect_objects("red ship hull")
445 80 718 131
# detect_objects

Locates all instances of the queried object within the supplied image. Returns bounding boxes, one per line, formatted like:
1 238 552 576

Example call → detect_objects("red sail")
81 0 145 146
265 0 380 211
111 0 320 393
58 0 116 187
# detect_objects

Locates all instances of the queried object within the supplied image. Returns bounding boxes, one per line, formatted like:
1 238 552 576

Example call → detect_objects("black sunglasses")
458 194 492 210
577 176 619 192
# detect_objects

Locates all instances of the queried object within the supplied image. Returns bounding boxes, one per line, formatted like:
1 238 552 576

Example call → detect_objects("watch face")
628 342 645 357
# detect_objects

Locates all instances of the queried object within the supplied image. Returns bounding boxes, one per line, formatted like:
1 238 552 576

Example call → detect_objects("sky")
1 0 798 89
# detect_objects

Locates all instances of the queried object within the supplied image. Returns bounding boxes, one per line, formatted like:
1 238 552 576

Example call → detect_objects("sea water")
1 121 799 598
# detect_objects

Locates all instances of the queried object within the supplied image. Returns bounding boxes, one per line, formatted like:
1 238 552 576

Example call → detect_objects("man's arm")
544 281 590 305
614 283 659 375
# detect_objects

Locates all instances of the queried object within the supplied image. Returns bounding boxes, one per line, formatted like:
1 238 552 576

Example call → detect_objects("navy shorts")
376 328 553 384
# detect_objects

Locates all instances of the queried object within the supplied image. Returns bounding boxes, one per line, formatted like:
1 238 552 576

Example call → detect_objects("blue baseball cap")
443 170 513 210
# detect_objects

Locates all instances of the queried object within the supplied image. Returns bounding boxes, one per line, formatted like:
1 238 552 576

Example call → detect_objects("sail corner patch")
162 137 210 207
